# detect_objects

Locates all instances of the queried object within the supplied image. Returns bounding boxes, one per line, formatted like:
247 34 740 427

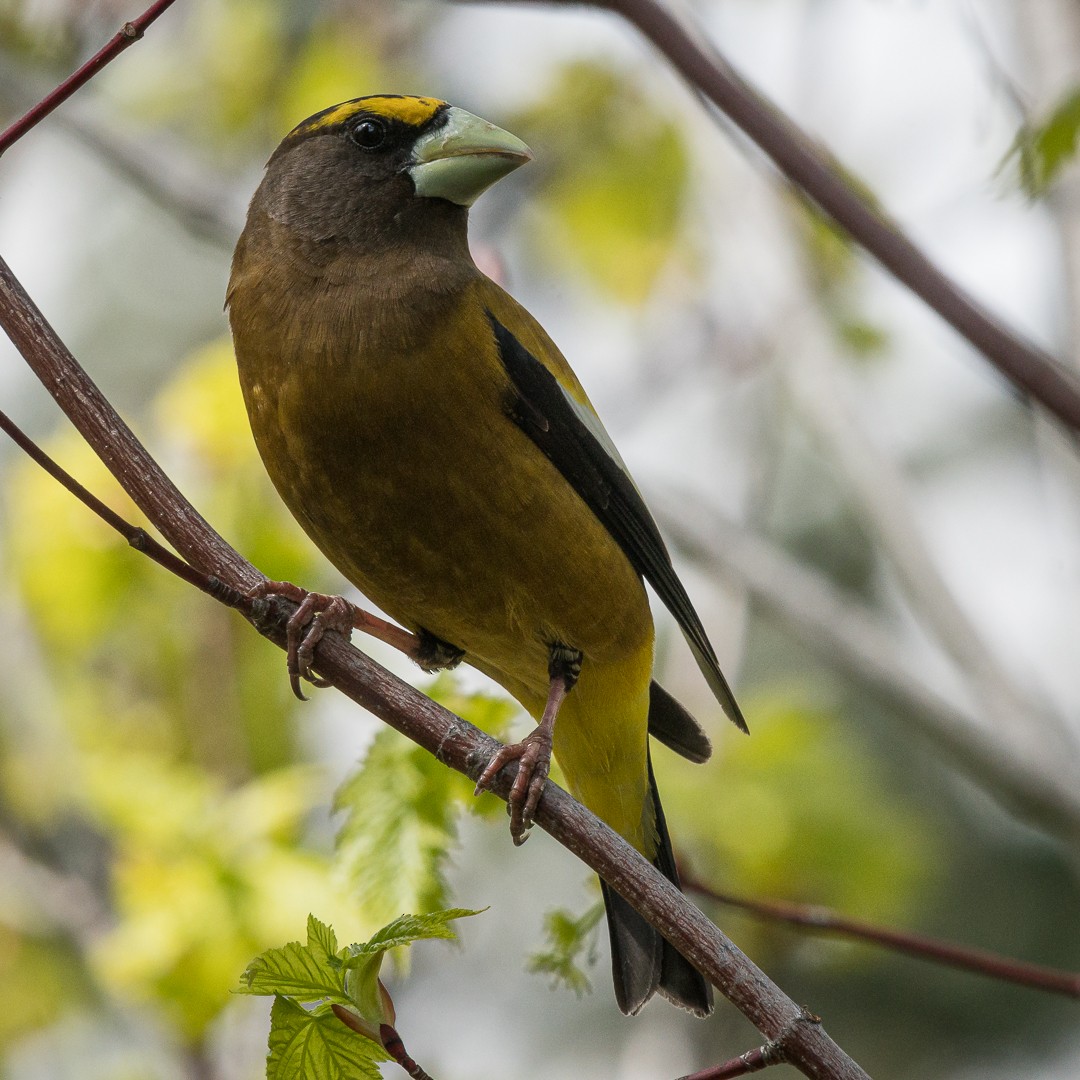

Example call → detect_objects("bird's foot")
474 723 555 846
250 581 358 700
474 643 582 846
252 581 444 696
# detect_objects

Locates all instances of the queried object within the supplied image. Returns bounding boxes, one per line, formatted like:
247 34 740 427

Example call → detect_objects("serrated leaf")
240 940 348 1004
267 996 388 1080
347 908 483 960
527 901 605 996
307 915 340 962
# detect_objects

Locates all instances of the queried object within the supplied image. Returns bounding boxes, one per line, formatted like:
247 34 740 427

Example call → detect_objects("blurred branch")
60 114 240 248
1010 0 1080 737
466 0 1080 433
683 873 1080 999
0 0 179 157
0 254 870 1077
650 490 1080 842
778 305 1078 764
0 832 112 945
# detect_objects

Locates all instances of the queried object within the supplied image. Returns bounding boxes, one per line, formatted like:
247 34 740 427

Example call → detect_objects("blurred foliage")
526 899 605 997
511 60 692 304
1007 85 1080 198
790 180 889 361
333 679 514 939
657 694 937 962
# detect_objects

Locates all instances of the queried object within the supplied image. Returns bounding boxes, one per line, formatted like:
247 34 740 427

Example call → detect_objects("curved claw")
250 581 356 699
475 725 554 845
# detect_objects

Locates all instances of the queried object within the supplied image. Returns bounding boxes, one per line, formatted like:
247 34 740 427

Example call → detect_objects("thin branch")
0 256 252 587
466 0 1080 433
777 304 1076 764
0 407 248 610
0 0 180 157
684 875 1080 1000
677 1041 786 1080
0 273 869 1078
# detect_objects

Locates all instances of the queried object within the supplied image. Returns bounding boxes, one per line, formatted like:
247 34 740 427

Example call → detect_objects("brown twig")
0 257 870 1077
0 407 248 610
0 0 179 158
677 1040 786 1080
467 0 1080 433
685 875 1080 999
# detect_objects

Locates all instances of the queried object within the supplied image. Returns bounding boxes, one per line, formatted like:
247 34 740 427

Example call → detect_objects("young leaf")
333 685 513 928
267 996 388 1080
239 938 348 1005
347 908 484 959
306 914 340 963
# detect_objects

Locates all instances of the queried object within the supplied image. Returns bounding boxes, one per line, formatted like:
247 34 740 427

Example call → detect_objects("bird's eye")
351 118 388 150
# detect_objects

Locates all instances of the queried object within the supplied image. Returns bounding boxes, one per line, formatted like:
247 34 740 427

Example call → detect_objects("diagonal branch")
466 0 1080 432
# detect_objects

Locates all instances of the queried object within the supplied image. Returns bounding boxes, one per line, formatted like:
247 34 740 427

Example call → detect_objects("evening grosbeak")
226 95 747 1017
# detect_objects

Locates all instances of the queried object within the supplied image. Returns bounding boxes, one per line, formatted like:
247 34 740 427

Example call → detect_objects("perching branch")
684 875 1080 1000
0 267 870 1079
468 0 1080 433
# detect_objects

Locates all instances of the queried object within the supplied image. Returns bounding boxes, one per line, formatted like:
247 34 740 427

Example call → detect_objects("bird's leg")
474 643 582 846
414 628 466 673
250 580 428 699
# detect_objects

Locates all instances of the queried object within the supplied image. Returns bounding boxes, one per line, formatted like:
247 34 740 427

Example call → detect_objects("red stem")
678 1041 786 1080
0 0 180 157
685 875 1080 999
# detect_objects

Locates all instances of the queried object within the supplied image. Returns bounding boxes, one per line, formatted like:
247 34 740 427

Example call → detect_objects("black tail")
601 752 713 1016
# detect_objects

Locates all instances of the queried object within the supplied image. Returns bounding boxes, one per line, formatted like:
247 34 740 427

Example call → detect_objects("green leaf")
239 939 349 1004
527 900 605 996
346 908 483 960
306 915 340 964
267 996 388 1080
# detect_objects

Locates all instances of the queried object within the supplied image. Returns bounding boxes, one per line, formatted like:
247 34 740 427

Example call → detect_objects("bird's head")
253 95 532 246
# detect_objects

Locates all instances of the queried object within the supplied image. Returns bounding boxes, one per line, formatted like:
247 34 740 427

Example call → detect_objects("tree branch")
0 267 870 1076
684 874 1080 1000
465 0 1080 433
677 1041 786 1080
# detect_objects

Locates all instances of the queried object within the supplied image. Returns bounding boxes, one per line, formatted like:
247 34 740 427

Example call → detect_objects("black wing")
489 314 747 733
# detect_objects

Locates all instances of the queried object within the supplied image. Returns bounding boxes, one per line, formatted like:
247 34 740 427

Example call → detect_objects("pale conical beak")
408 106 532 206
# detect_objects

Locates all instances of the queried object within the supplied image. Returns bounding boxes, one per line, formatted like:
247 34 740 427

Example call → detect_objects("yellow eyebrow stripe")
291 95 447 138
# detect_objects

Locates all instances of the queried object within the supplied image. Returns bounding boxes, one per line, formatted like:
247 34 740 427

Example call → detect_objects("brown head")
241 94 532 255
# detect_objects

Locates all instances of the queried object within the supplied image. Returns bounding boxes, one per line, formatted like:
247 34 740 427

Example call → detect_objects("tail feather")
601 752 713 1017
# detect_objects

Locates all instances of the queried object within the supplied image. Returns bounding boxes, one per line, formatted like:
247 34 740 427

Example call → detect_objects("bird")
226 94 747 1017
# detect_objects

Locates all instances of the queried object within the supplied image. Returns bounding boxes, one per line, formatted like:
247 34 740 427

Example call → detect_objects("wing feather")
489 314 747 733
